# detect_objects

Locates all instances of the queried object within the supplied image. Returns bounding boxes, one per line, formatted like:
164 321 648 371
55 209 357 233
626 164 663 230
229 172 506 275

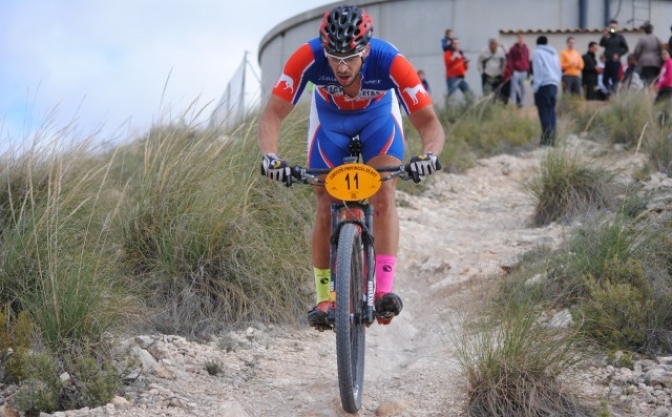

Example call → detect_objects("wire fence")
210 51 261 130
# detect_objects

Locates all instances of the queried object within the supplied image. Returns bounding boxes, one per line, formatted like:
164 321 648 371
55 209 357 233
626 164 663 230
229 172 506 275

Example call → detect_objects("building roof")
500 27 643 35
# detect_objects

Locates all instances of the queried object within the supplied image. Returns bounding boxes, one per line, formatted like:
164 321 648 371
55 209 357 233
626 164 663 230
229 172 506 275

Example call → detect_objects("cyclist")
258 5 445 326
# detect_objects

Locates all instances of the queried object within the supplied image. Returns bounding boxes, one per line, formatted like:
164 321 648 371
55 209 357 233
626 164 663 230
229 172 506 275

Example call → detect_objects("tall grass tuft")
527 146 615 226
595 91 652 145
119 113 316 335
438 99 538 160
457 290 592 417
0 128 131 413
0 135 127 351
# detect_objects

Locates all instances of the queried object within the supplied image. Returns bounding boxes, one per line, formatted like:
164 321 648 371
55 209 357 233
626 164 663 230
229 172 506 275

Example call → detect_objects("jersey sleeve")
271 43 316 105
389 54 433 114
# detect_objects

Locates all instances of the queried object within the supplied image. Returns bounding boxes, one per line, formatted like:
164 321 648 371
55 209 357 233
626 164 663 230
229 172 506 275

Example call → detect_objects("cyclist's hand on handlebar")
408 152 441 183
261 153 292 186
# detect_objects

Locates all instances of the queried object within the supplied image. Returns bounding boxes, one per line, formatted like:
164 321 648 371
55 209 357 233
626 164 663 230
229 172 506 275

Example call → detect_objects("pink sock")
375 254 397 294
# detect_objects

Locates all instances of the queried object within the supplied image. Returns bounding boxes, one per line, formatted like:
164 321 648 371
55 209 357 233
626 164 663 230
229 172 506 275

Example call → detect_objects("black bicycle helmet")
319 5 373 54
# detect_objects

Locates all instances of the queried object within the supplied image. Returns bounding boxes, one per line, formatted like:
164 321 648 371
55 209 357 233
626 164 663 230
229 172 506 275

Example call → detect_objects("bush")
457 296 592 417
438 99 537 159
577 258 656 350
527 146 615 226
593 91 652 146
118 119 316 334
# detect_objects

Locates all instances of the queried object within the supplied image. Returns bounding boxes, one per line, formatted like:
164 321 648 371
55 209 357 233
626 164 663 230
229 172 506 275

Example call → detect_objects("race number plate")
324 163 382 201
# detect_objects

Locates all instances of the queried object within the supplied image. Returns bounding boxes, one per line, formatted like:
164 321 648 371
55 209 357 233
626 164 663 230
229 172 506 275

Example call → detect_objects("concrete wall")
258 0 672 108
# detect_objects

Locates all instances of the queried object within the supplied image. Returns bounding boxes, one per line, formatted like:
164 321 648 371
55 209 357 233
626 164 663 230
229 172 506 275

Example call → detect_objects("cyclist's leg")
359 95 405 322
306 98 352 323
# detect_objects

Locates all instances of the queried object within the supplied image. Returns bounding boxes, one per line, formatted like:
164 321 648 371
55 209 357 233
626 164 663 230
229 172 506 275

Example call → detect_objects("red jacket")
444 49 468 78
507 43 530 72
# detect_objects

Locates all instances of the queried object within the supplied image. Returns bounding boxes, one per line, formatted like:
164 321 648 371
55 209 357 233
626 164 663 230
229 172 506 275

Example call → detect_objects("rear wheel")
335 223 366 414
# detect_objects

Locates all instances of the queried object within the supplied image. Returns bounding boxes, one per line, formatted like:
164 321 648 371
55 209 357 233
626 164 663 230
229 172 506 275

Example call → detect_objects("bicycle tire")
335 223 366 414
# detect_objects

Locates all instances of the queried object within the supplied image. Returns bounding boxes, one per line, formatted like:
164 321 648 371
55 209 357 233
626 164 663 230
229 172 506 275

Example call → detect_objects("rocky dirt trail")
8 139 658 417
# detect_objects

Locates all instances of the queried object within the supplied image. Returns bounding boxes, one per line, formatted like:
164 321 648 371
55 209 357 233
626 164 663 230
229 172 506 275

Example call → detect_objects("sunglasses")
324 51 363 66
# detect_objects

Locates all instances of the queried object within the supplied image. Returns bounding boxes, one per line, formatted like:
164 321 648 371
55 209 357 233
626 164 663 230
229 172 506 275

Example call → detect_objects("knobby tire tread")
335 223 366 414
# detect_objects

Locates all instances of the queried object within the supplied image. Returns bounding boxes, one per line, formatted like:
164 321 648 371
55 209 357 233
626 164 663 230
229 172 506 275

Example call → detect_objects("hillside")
2 135 668 417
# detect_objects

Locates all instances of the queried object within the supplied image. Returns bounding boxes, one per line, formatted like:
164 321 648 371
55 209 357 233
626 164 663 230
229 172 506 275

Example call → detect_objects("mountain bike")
287 137 438 413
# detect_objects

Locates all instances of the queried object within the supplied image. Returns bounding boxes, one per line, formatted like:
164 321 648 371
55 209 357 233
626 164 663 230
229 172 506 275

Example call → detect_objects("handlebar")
285 158 442 187
288 164 411 187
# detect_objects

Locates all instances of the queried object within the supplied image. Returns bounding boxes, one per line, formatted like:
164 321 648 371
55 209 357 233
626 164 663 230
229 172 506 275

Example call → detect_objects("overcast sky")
0 0 335 144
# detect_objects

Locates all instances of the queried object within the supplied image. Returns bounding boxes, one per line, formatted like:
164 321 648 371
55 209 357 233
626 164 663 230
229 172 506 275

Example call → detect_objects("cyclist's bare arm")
408 105 445 156
258 95 294 155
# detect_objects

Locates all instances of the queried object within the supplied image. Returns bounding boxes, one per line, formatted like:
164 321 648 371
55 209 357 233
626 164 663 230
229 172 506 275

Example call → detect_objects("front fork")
330 203 376 326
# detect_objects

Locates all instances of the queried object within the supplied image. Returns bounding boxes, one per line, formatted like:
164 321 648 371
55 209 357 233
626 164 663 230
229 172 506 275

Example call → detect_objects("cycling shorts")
307 90 405 169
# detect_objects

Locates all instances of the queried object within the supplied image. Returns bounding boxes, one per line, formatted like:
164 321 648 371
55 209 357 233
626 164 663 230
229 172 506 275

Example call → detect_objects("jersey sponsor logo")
403 84 428 105
275 73 295 93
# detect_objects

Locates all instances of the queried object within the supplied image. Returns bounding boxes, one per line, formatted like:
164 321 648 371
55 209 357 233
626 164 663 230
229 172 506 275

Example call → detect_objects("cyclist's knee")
369 184 396 212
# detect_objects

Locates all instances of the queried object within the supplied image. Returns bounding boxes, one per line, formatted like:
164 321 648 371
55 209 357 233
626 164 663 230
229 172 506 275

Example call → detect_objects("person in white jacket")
531 36 562 146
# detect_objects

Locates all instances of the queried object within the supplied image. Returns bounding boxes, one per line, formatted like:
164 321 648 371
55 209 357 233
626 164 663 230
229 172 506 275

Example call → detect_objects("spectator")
621 54 644 91
669 26 672 50
507 32 530 107
444 37 471 100
441 29 454 52
531 35 562 146
633 22 662 85
655 47 672 103
582 41 601 100
477 38 507 102
559 36 584 96
417 69 431 93
603 52 622 94
596 54 610 100
600 19 629 60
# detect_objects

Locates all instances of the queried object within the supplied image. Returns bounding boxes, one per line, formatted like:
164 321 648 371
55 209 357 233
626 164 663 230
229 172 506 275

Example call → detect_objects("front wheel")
335 223 366 414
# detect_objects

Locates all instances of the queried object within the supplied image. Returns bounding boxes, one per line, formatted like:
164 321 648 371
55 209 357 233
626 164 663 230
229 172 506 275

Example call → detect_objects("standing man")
560 36 584 96
600 19 629 61
507 32 530 108
477 38 507 101
258 5 444 327
633 22 662 85
582 42 601 100
444 37 471 100
531 36 562 146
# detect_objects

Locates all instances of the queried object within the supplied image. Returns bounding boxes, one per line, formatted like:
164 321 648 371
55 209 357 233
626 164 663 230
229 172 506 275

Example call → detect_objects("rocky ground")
4 136 672 417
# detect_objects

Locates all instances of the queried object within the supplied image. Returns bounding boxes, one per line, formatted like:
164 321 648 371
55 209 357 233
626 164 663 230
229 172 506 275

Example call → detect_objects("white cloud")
0 0 334 142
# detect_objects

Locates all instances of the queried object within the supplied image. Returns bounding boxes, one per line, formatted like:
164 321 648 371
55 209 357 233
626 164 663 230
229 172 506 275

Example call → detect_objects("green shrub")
578 258 655 351
527 146 615 226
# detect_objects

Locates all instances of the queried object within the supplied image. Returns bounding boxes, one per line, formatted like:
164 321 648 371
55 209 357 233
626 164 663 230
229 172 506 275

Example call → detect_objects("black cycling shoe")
374 292 403 324
307 302 332 329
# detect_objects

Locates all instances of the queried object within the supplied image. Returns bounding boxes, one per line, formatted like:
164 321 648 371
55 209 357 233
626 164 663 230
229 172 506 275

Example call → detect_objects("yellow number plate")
324 163 382 201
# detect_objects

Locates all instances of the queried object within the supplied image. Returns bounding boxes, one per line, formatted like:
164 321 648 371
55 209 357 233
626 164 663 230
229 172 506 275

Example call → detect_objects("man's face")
590 44 598 54
567 39 575 49
517 34 524 44
489 41 498 52
452 40 460 51
609 22 618 32
325 44 368 86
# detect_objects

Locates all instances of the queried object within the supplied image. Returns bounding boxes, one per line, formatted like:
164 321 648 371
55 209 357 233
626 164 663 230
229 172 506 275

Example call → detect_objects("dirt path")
224 149 569 417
